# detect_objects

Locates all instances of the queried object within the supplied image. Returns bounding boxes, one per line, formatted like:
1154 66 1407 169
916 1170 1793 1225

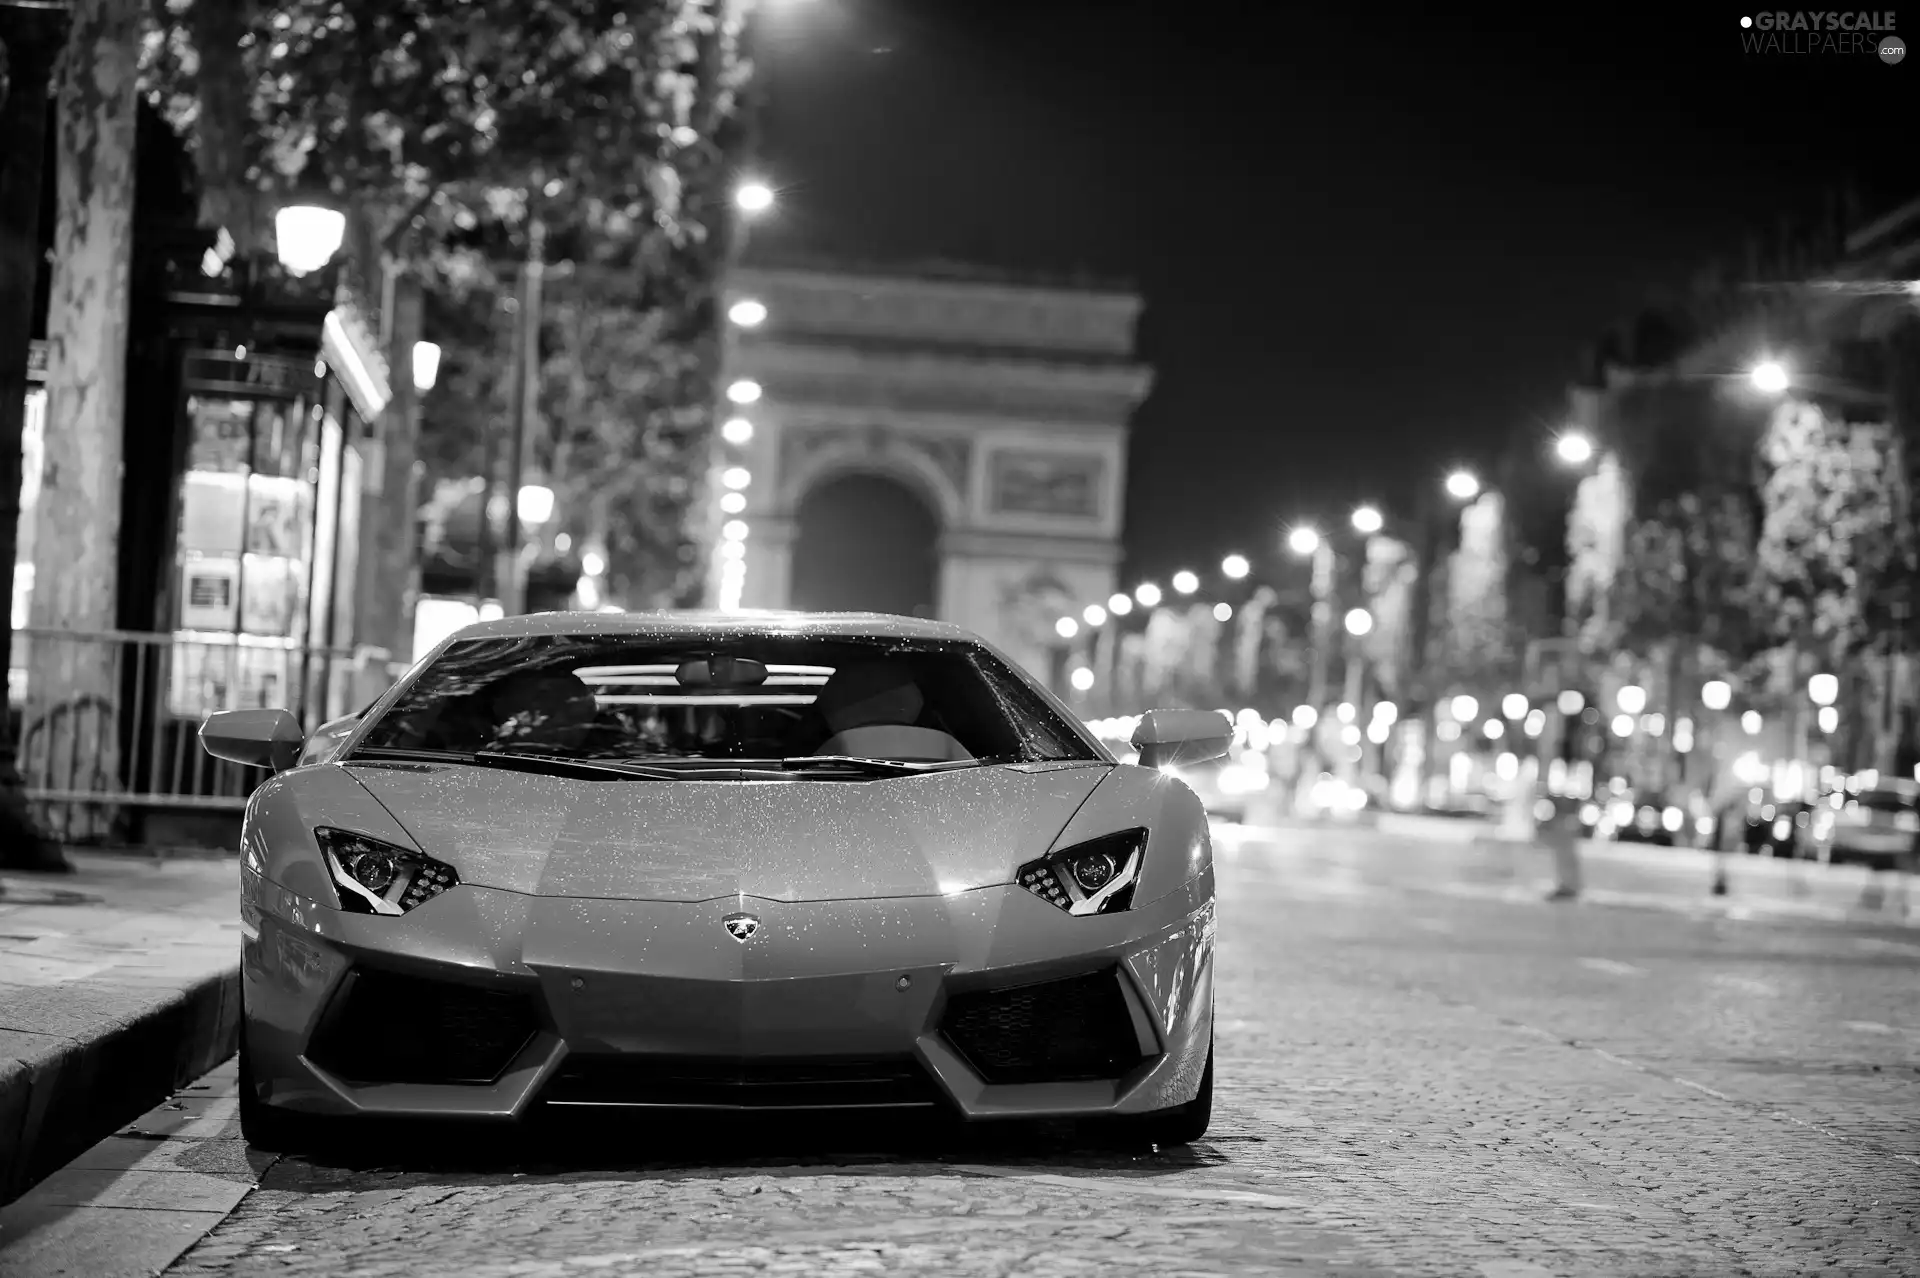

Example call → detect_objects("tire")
237 1019 324 1153
1129 1039 1213 1148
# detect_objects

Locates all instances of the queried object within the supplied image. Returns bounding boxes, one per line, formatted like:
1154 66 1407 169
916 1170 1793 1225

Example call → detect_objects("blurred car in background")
1808 779 1920 868
1734 797 1814 857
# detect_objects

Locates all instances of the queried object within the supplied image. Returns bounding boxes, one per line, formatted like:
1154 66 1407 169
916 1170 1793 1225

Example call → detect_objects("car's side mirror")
1130 708 1233 771
201 708 306 773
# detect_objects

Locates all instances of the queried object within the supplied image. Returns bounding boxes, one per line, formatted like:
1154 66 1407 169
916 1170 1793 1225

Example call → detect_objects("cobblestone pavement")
136 828 1920 1276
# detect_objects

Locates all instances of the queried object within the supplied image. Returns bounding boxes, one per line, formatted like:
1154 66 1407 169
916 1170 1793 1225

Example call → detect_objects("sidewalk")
0 852 241 1206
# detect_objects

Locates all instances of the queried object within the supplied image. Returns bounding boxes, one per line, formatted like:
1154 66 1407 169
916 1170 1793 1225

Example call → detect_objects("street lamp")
722 466 751 490
1554 431 1593 466
1083 603 1107 627
274 205 346 275
721 416 753 445
1287 525 1321 556
1701 680 1732 711
516 483 554 527
1054 617 1079 640
1344 607 1372 636
1444 469 1480 501
726 379 762 404
410 341 442 394
1171 570 1199 595
1350 506 1383 535
1107 592 1133 615
1221 553 1250 579
728 298 768 327
1069 666 1095 692
1134 582 1162 608
734 179 776 215
1749 359 1790 394
1212 602 1232 622
1808 672 1838 706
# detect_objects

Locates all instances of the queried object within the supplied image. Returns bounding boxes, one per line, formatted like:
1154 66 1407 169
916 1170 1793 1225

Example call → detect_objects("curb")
0 965 241 1205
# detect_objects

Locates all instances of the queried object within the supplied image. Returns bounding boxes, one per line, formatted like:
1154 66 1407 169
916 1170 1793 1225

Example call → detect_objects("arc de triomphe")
709 261 1154 681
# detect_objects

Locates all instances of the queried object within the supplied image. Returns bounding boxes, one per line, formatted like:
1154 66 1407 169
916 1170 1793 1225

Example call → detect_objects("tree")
145 0 751 623
1360 534 1416 704
1757 398 1912 661
0 2 69 869
1437 491 1516 698
1756 398 1914 765
22 0 144 847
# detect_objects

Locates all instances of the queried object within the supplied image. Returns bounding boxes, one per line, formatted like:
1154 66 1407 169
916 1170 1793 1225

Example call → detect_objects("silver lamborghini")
201 611 1224 1150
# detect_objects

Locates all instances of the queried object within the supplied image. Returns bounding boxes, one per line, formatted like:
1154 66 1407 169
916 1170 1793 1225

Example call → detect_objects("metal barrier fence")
7 627 407 841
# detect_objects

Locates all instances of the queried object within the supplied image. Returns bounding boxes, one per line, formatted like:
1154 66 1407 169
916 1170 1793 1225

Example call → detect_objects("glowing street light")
726 379 762 405
1344 607 1372 636
1750 359 1790 394
1444 469 1481 501
1701 679 1732 711
1055 617 1079 640
1213 602 1233 622
516 483 555 526
1134 582 1162 608
1287 526 1321 556
1448 694 1479 723
719 491 747 514
720 416 753 445
274 205 346 276
1615 684 1647 715
1554 432 1593 465
734 179 776 215
1107 592 1133 616
410 341 442 394
1069 666 1095 692
1808 672 1839 706
1221 553 1250 579
1171 570 1200 595
1501 693 1528 720
722 519 749 541
1083 603 1108 627
722 466 751 490
1350 505 1383 535
728 298 768 327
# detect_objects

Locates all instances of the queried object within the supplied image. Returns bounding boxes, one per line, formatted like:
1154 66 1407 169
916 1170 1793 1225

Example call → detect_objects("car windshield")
350 633 1100 767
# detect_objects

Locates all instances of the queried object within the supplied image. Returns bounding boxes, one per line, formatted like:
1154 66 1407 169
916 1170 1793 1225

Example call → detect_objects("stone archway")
790 470 940 617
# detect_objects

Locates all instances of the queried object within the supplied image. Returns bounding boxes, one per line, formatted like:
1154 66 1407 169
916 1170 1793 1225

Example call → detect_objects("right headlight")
1016 828 1147 916
315 827 459 916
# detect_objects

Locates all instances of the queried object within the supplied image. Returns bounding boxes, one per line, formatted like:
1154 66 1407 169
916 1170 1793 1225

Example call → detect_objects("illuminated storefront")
10 309 389 733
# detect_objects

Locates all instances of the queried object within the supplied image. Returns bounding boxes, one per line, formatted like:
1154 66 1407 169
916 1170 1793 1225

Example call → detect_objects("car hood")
342 760 1112 902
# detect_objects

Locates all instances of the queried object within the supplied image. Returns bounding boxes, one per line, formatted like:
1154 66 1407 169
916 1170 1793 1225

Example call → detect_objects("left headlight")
316 827 460 916
1016 828 1147 916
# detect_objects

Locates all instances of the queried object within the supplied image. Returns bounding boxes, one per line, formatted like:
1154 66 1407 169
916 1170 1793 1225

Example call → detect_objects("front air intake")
307 968 540 1085
938 967 1147 1085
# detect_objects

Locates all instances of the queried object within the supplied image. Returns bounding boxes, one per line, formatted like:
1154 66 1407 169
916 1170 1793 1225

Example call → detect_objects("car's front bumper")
240 867 1215 1125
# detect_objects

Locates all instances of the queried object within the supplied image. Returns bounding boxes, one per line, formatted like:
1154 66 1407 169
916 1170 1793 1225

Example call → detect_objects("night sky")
751 1 1913 588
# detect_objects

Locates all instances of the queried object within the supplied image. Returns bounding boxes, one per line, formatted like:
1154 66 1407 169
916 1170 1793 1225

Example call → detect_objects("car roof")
446 609 984 645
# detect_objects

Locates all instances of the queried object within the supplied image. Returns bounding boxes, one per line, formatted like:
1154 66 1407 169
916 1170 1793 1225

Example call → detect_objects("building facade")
710 261 1153 681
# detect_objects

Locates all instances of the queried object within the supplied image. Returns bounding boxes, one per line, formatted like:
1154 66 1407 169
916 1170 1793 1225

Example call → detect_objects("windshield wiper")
776 755 991 776
348 745 685 781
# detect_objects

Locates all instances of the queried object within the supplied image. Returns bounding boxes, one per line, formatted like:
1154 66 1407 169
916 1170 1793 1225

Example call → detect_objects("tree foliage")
1360 534 1416 702
1756 399 1914 663
1437 491 1515 695
143 0 751 605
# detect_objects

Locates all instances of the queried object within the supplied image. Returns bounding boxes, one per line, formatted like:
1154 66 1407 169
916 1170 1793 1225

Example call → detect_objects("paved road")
31 826 1920 1276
